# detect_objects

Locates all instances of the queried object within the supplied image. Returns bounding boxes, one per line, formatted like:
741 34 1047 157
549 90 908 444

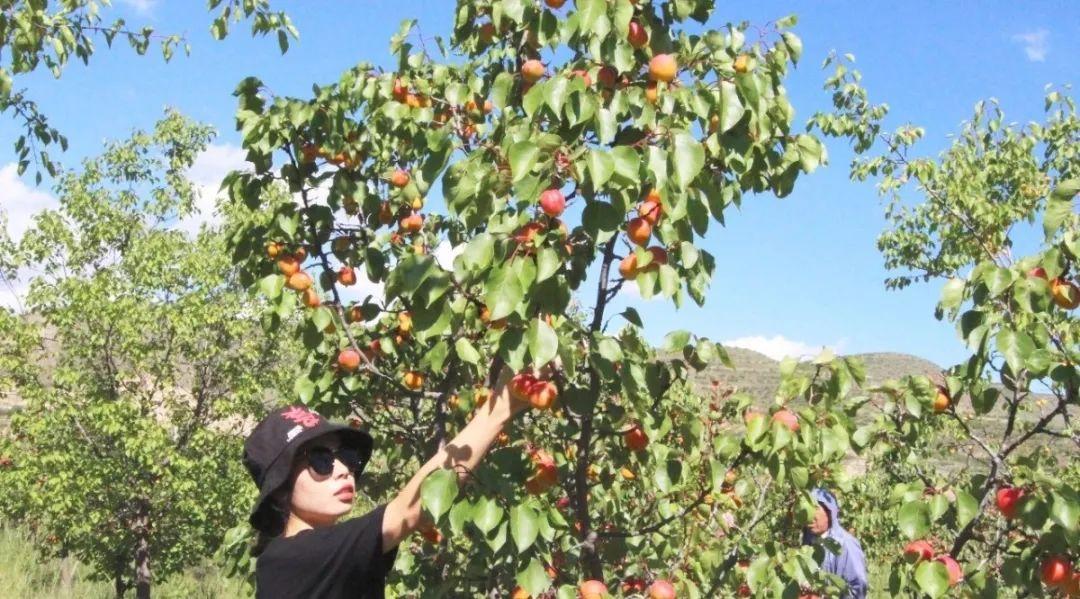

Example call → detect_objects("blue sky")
1 1 1077 369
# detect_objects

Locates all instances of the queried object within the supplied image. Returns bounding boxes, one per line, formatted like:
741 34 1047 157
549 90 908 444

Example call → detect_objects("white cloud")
1011 29 1049 62
0 163 58 310
0 163 58 243
178 143 249 235
117 0 157 16
723 334 848 362
432 240 464 271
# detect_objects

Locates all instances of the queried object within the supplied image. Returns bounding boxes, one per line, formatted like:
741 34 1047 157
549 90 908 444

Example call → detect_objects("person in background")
802 487 869 599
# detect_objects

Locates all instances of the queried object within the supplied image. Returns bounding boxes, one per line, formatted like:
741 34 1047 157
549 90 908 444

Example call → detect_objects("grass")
0 522 252 599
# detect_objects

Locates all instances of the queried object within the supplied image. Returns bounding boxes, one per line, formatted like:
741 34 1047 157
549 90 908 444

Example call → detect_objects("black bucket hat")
243 405 374 534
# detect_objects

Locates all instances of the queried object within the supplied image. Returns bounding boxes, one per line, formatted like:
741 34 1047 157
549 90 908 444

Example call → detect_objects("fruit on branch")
378 202 394 226
302 289 320 308
544 0 566 7
390 169 410 188
338 349 361 372
1028 266 1048 279
1041 555 1073 588
649 54 678 83
643 247 667 272
620 467 636 480
419 524 442 544
645 82 658 105
530 380 558 410
511 586 530 599
904 540 934 563
525 449 558 494
266 241 282 258
402 371 425 391
570 69 592 87
625 426 649 451
300 143 320 163
933 385 951 413
936 555 962 586
734 54 749 74
638 189 662 225
771 409 799 432
513 221 546 247
628 21 648 48
398 311 413 334
619 254 639 279
649 580 676 599
1051 277 1080 309
337 266 357 286
579 580 608 599
522 59 545 82
278 255 301 276
286 271 313 291
597 66 617 89
392 78 408 102
627 217 652 246
399 212 424 234
478 22 495 44
996 486 1024 520
510 373 536 402
540 188 567 217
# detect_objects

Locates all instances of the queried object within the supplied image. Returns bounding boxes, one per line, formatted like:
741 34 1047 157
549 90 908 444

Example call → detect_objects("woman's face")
287 433 357 527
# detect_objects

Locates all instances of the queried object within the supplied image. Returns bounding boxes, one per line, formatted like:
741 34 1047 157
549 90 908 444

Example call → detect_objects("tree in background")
0 0 296 182
813 56 1080 597
0 111 301 599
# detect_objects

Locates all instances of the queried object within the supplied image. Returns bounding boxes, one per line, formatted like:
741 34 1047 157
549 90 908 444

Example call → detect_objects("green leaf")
620 307 643 327
915 561 950 599
509 504 540 553
485 267 525 321
544 76 570 116
258 274 284 299
1051 491 1079 531
528 318 559 367
610 146 640 186
955 490 978 528
596 337 623 363
587 149 615 189
455 338 481 365
448 499 474 535
517 558 551 598
996 328 1034 375
1044 179 1078 241
310 307 333 332
576 0 605 31
420 469 459 521
671 132 704 190
715 81 745 135
939 277 965 309
898 501 930 540
536 247 561 282
492 72 514 110
663 330 691 352
461 233 495 272
472 497 503 534
509 141 540 183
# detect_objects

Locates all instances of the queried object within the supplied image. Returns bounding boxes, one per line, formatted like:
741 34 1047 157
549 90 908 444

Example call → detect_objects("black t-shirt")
256 504 398 599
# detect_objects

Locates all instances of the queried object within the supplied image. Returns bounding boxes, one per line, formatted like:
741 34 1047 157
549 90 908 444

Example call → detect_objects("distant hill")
676 348 945 401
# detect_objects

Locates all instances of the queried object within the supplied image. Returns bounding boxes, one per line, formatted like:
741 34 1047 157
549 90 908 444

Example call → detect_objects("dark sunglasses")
302 446 365 476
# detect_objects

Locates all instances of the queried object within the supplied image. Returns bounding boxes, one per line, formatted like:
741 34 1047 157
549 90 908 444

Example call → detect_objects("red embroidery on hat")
281 406 321 428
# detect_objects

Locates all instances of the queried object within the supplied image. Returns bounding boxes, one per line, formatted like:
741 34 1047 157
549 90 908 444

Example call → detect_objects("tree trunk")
133 499 152 599
114 567 126 599
58 550 77 597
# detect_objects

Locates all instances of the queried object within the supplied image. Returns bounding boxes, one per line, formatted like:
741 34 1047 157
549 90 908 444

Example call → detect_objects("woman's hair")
251 486 292 557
